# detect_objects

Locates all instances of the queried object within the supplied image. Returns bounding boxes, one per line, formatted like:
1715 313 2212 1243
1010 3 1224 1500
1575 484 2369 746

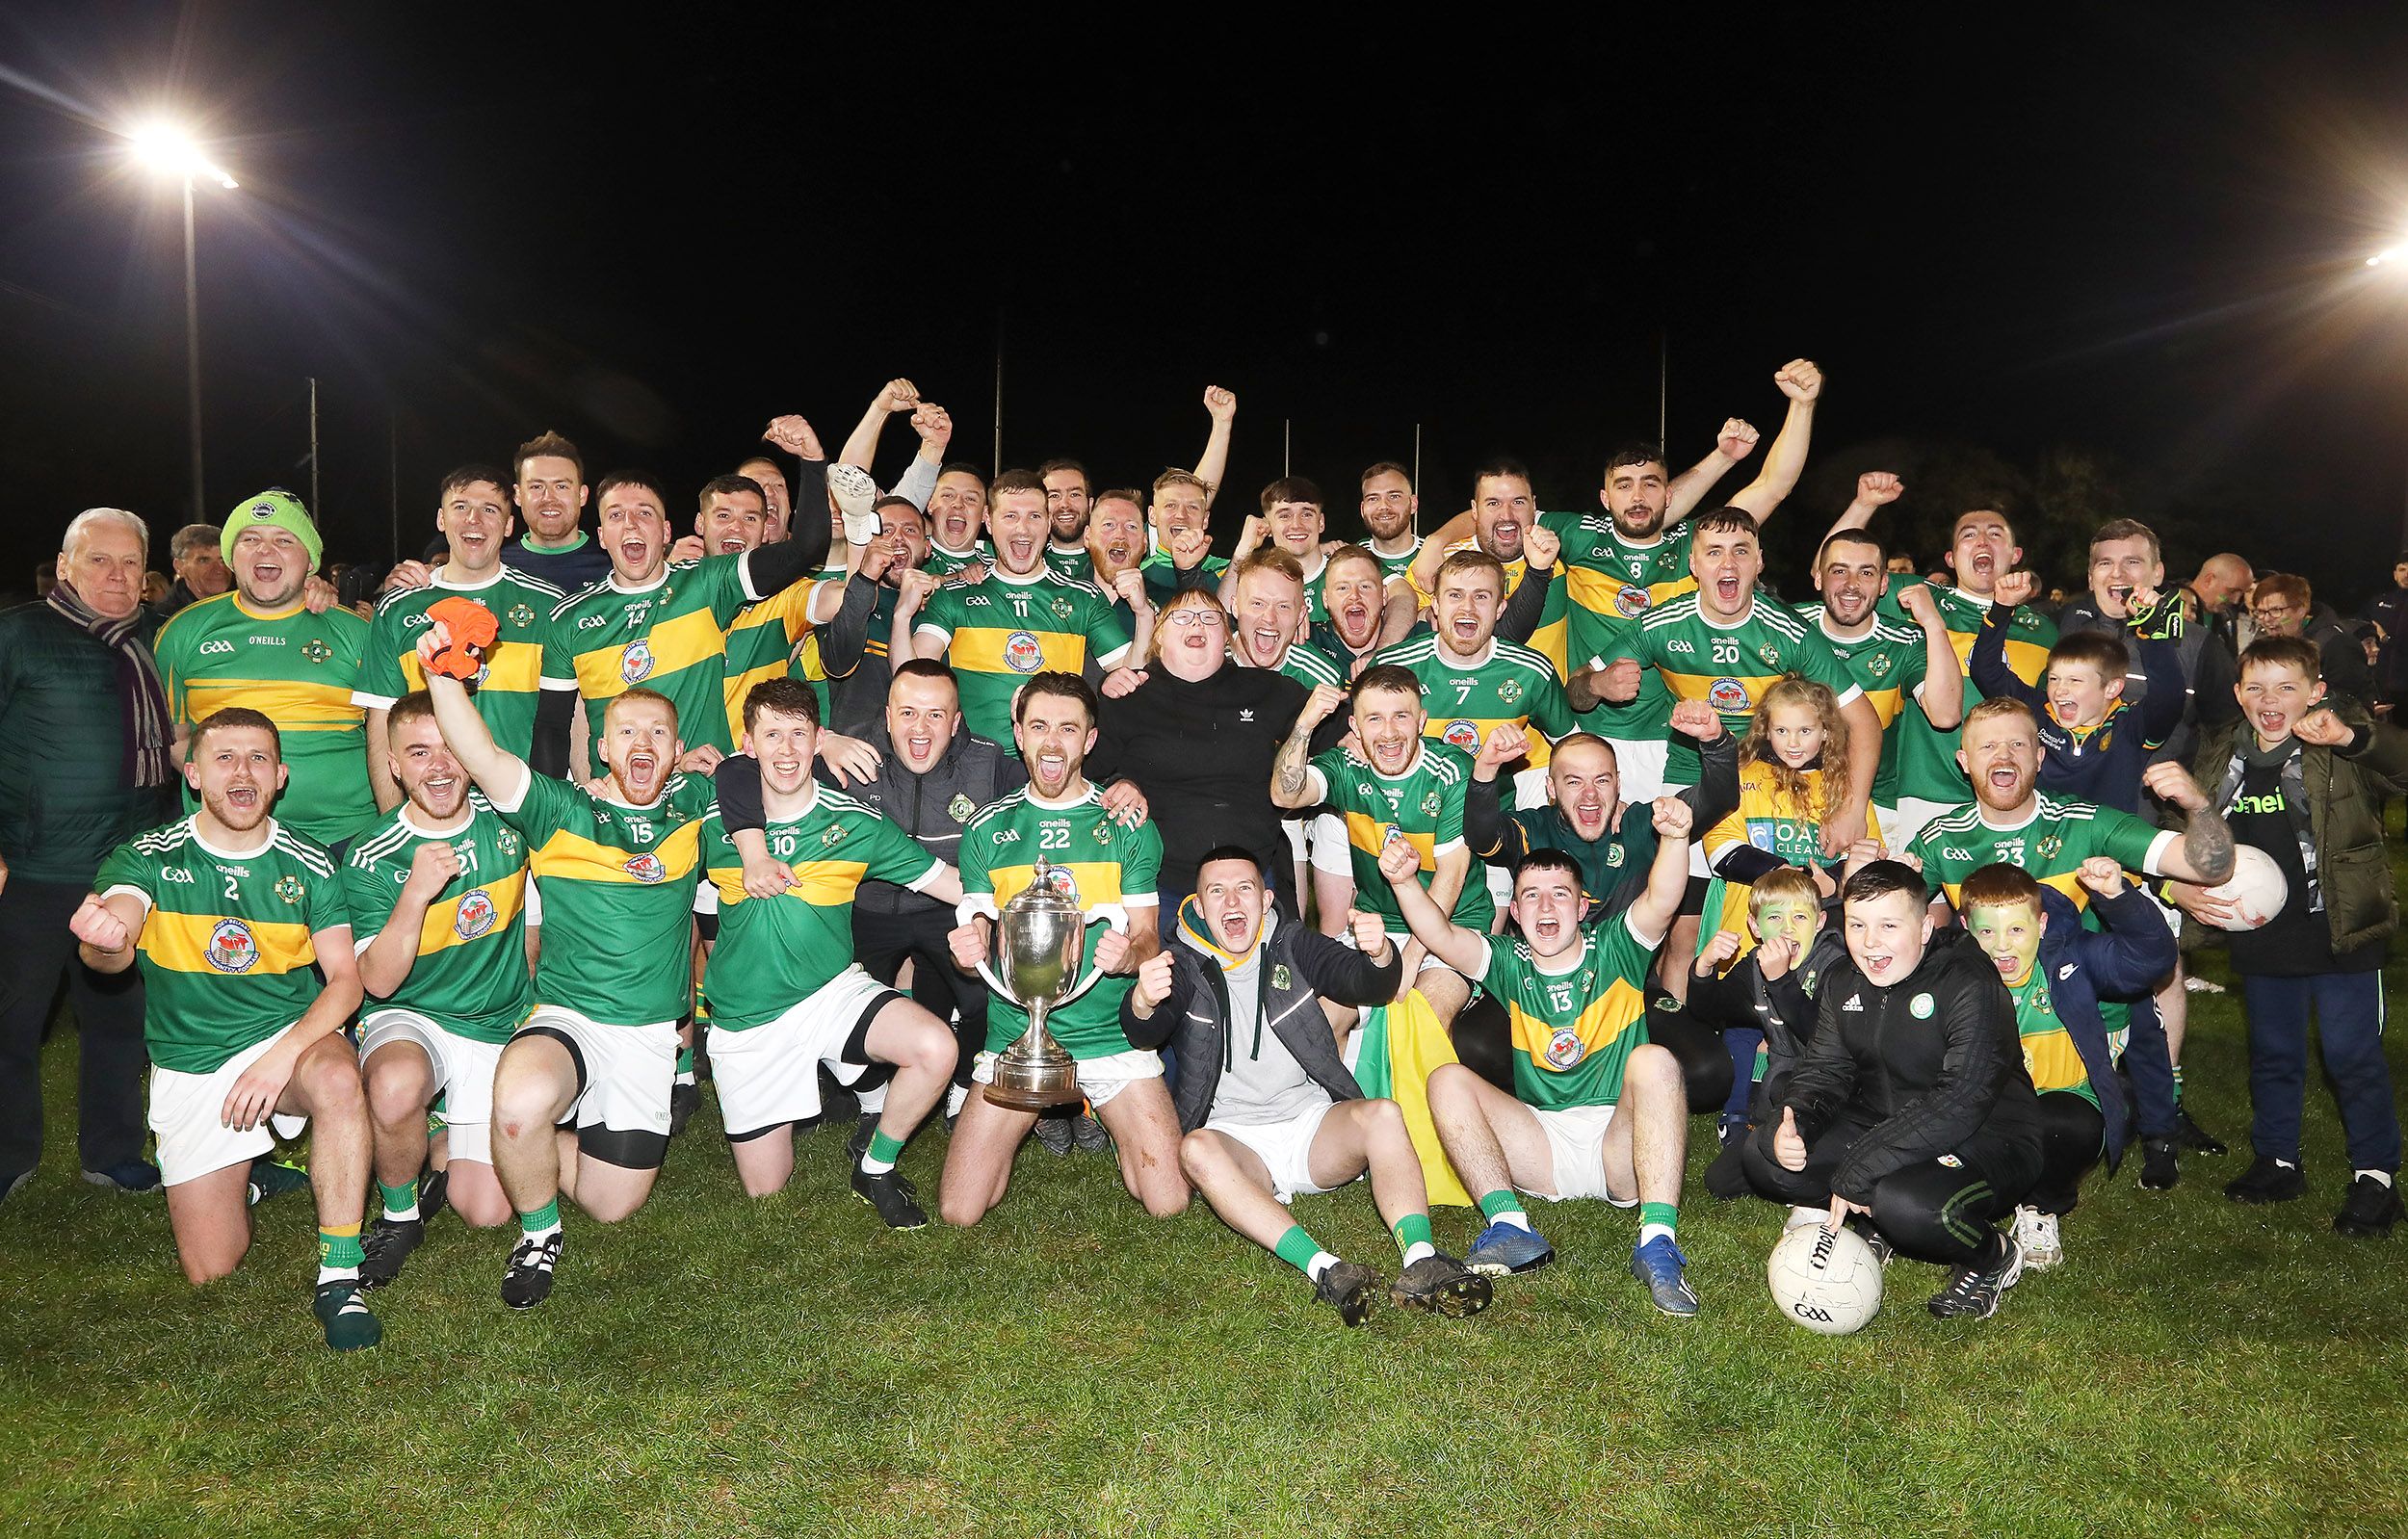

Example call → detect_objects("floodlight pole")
181 174 205 523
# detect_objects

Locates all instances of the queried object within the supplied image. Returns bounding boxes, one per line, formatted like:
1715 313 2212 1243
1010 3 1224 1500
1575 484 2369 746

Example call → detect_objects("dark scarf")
48 583 173 788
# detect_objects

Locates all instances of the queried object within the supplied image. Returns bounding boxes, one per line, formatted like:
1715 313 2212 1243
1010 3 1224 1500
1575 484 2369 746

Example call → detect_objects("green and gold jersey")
1477 916 1657 1109
95 817 348 1074
1370 536 1423 585
1545 510 1690 740
340 794 535 1044
2007 969 2097 1109
1044 543 1093 583
1793 608 1930 809
1372 635 1575 769
1608 594 1861 788
1906 794 2170 914
1881 584 2055 805
721 578 837 747
1273 640 1347 691
956 785 1164 1058
1698 762 1836 953
1411 540 1570 675
353 568 565 760
700 787 943 1031
925 539 991 579
542 554 771 774
914 569 1134 750
496 768 715 1027
1303 741 1494 934
153 593 376 847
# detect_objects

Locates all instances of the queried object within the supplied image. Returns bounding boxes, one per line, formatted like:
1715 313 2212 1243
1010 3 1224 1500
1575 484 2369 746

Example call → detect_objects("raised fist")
2293 708 2352 747
403 839 461 900
894 567 939 610
1301 682 1348 726
1695 928 1742 977
1477 723 1531 773
1133 949 1175 1009
1093 927 1133 976
763 415 824 459
1667 700 1721 742
1855 471 1903 507
1202 385 1237 423
1598 657 1645 704
1717 418 1761 460
1522 521 1560 573
1774 358 1823 403
1651 796 1693 838
1376 835 1423 885
2141 761 2210 813
877 378 920 414
1347 906 1389 955
2075 856 2126 898
1993 569 2039 611
68 894 131 953
911 404 952 450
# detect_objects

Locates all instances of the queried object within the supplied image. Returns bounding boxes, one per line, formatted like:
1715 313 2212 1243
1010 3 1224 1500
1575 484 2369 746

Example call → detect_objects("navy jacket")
2029 883 2178 1168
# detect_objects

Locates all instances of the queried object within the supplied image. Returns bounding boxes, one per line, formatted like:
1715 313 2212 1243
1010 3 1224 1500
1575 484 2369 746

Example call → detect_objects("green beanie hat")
222 489 325 571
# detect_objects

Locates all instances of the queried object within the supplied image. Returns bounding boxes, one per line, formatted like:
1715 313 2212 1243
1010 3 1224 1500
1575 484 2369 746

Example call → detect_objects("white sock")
317 1262 357 1287
1638 1221 1676 1247
1489 1210 1533 1233
520 1219 562 1243
1787 1205 1826 1230
2274 1158 2298 1170
1304 1251 1338 1282
945 1083 968 1117
858 1152 896 1177
2357 1168 2394 1188
675 1068 696 1087
1400 1240 1435 1267
383 1200 420 1223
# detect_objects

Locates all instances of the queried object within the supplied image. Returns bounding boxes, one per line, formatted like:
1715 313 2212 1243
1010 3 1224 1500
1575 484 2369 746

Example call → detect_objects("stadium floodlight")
124 119 239 521
127 120 239 190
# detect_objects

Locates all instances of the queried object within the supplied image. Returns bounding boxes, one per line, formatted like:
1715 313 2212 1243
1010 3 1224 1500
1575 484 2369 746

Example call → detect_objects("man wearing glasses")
2247 574 2376 704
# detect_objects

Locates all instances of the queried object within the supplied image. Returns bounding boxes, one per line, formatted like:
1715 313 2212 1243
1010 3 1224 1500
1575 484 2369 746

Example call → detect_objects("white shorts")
973 1046 1163 1109
1281 817 1307 870
1308 811 1352 878
709 965 901 1138
1204 1099 1343 1203
150 1027 310 1187
1872 803 1905 851
1521 1102 1631 1205
358 1009 507 1164
516 1005 677 1168
1606 737 1668 804
1890 796 1959 855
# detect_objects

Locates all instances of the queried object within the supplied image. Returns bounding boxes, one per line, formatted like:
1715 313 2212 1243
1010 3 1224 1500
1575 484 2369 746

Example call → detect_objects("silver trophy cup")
976 864 1112 1112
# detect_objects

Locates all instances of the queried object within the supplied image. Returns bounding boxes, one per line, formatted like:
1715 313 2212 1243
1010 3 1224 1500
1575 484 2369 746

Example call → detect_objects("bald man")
2183 554 2253 651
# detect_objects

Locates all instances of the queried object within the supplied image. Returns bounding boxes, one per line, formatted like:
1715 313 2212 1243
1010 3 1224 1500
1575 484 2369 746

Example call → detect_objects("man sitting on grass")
1382 805 1703 1317
1127 847 1491 1326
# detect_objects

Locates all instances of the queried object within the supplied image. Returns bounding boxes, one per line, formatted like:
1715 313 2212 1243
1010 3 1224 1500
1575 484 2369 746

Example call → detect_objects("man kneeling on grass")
1384 802 1703 1317
1126 847 1492 1326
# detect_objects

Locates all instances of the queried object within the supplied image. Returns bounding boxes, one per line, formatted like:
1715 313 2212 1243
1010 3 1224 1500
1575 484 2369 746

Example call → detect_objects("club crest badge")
2036 834 2063 860
508 603 537 629
274 875 304 904
947 794 976 822
621 639 655 684
301 639 331 665
1496 678 1524 706
1868 652 1894 676
1544 1025 1586 1070
1615 584 1650 618
455 888 497 938
1003 631 1045 673
1759 642 1782 666
205 919 259 974
1035 866 1079 903
1910 992 1935 1019
1606 845 1626 867
1051 596 1077 621
1419 791 1441 817
1708 678 1751 713
624 852 667 883
821 823 847 848
1442 719 1481 751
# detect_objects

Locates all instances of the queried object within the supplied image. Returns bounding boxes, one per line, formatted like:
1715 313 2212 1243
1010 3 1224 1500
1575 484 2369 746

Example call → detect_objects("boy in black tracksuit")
1742 861 2044 1321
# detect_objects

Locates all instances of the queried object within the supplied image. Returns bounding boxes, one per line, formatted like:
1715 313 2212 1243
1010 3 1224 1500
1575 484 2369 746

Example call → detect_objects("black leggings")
853 904 989 1089
2026 1091 2105 1216
1741 1113 2037 1269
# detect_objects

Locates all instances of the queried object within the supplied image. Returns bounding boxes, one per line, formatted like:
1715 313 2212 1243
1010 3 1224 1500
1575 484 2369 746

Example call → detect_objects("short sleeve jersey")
1698 762 1834 954
2008 969 2097 1109
915 570 1133 749
542 554 763 774
1274 640 1347 691
1794 607 1931 809
1907 793 2169 913
1882 584 2056 805
353 569 566 760
1545 510 1692 739
1607 594 1863 788
1476 915 1658 1109
1043 544 1093 583
1371 635 1575 770
1304 741 1494 934
721 579 836 747
700 788 942 1031
94 817 348 1074
339 794 535 1044
1414 539 1571 676
955 785 1164 1058
1371 537 1423 584
153 594 377 846
924 540 993 579
497 769 715 1027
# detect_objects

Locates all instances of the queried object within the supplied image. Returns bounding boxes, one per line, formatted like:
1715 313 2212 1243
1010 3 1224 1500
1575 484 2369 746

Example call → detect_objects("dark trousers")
2120 996 2179 1140
2240 971 2401 1172
853 903 989 1089
2026 1091 2106 1215
1741 1112 2034 1268
0 878 150 1176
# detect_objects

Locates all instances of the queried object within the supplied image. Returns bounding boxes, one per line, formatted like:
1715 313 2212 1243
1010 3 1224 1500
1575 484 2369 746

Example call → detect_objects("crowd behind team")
6 366 2406 1351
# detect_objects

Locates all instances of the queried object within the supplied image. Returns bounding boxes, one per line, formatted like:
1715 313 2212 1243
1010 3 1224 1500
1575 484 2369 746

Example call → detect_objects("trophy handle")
975 903 1128 1004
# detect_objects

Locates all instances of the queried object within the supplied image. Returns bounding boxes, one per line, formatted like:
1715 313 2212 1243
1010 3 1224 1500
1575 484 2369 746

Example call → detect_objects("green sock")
1272 1224 1333 1279
1479 1188 1531 1228
378 1179 419 1221
520 1198 561 1236
859 1128 905 1175
2171 1063 2186 1104
675 1044 695 1081
1392 1213 1435 1263
1638 1201 1679 1243
318 1224 365 1271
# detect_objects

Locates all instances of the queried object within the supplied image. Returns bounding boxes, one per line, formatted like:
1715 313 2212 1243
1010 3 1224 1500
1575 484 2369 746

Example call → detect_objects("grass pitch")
6 837 2406 1537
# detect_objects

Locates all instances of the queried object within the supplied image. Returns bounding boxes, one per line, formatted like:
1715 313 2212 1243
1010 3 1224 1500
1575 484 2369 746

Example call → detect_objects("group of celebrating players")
56 362 2407 1351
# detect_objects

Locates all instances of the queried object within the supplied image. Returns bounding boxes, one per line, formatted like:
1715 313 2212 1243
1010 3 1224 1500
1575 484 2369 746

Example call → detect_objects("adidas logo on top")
1842 994 1864 1012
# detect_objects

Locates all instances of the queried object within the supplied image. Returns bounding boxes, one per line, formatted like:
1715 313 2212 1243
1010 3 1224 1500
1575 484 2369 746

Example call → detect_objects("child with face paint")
1688 869 1849 1184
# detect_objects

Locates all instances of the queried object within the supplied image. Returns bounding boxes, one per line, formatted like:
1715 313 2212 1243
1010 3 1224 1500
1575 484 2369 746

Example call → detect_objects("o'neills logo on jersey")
1003 631 1045 673
624 852 666 883
455 889 497 939
1615 583 1649 617
621 639 655 684
1708 677 1751 713
1442 719 1481 750
1544 1024 1586 1070
205 919 260 974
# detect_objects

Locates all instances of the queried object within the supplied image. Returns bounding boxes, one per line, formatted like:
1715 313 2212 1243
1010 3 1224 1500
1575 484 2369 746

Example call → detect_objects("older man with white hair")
0 508 180 1201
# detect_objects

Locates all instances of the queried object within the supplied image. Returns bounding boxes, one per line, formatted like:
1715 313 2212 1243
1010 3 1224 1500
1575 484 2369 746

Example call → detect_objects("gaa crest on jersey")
1419 791 1441 817
301 639 332 665
2030 985 2052 1015
2036 834 2063 860
1759 642 1782 666
947 794 975 822
1443 719 1481 750
205 919 260 974
1051 596 1077 621
456 888 498 939
1496 677 1525 706
508 603 537 629
274 875 304 904
1543 1024 1586 1070
1910 992 1935 1019
1708 678 1751 713
1868 652 1894 677
1003 631 1045 673
821 822 848 848
1615 584 1649 617
624 852 667 883
621 639 655 683
1606 845 1626 868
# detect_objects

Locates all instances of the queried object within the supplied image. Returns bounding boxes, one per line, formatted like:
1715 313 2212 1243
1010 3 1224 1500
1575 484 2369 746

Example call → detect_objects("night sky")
7 4 2408 602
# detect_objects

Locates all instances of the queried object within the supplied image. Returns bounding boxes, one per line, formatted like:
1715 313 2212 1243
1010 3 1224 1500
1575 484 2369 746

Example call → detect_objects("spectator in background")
2182 552 2254 654
2248 573 2375 704
153 523 229 618
0 508 177 1202
2366 552 2408 717
142 571 170 606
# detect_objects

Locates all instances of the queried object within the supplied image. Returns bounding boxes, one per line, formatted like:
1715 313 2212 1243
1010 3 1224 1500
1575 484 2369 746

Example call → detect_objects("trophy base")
984 1053 1082 1114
